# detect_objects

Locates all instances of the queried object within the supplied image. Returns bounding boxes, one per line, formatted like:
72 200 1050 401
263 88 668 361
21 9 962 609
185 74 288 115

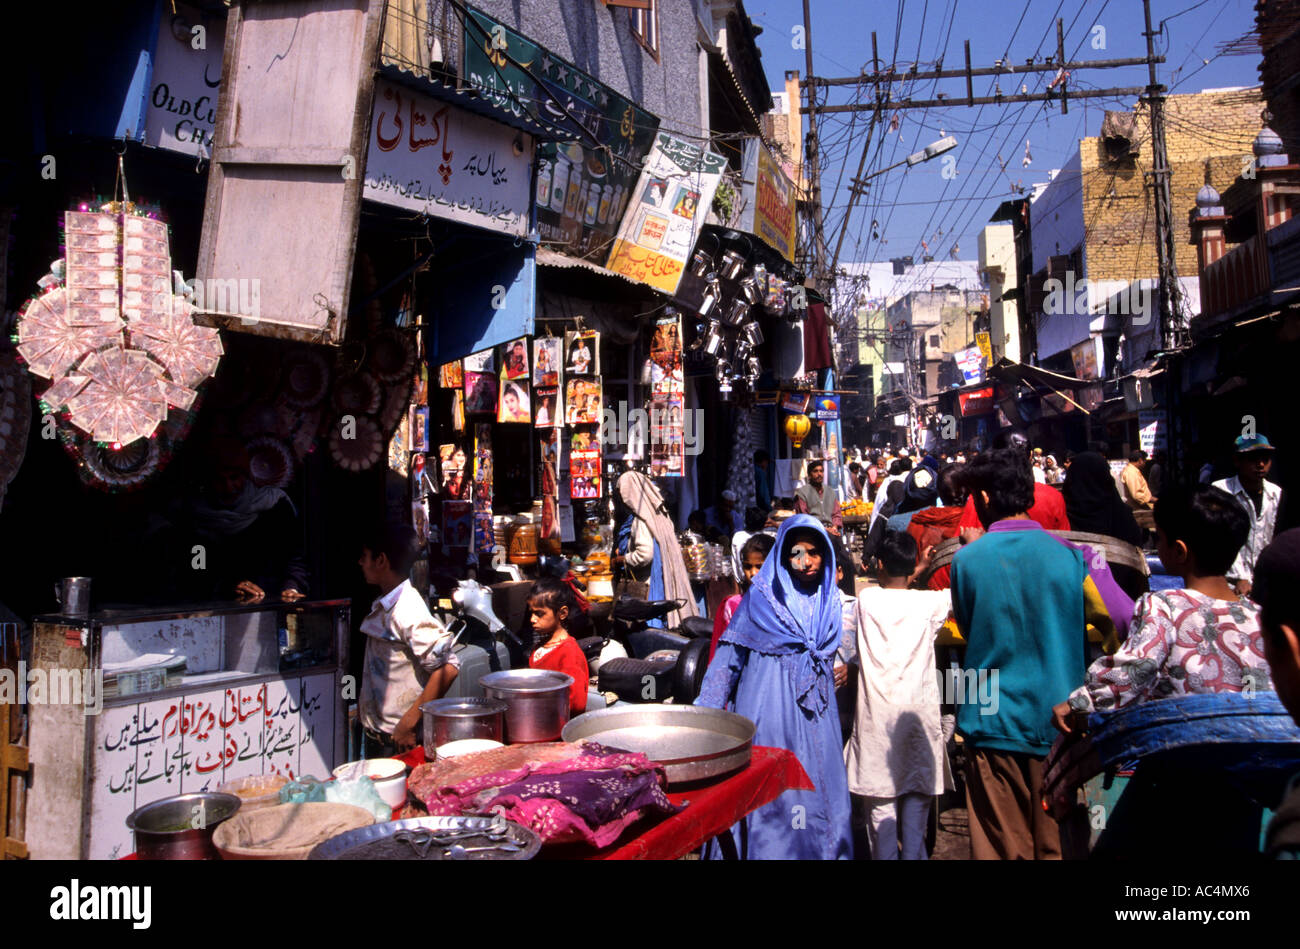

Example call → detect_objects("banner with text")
605 133 726 294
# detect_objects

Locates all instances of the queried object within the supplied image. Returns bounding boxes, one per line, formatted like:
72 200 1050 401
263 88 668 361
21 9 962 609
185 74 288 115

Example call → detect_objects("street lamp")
849 135 958 193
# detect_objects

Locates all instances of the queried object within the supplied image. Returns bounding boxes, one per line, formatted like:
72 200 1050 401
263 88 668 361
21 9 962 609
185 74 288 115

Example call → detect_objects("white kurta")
845 587 952 798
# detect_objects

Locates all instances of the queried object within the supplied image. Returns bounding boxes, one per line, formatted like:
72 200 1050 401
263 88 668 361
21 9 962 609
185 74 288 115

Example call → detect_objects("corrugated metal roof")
535 247 652 288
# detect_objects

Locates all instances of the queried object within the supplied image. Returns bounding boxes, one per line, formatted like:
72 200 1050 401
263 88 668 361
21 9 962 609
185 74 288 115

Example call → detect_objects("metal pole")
1143 0 1183 352
801 0 828 287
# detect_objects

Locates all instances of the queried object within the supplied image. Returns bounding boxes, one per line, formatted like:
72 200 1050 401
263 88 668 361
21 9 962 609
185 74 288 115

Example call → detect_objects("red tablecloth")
587 746 812 860
397 744 812 860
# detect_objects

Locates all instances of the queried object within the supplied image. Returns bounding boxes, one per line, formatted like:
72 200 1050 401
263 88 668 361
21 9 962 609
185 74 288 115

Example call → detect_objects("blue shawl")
714 514 842 715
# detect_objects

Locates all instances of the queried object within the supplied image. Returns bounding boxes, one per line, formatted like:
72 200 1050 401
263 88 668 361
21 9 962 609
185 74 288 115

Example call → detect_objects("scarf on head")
190 481 293 536
616 471 699 627
717 514 841 715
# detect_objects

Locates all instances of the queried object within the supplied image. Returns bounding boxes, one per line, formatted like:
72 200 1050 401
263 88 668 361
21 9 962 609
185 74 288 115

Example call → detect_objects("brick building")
1029 87 1265 377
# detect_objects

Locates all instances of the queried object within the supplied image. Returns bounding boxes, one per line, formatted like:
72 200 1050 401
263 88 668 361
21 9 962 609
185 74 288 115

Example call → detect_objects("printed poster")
565 377 602 426
503 337 530 380
534 385 561 427
498 372 531 423
570 428 602 499
472 424 493 554
565 330 599 375
648 397 685 478
442 500 473 549
438 443 471 500
440 360 464 388
606 133 727 294
533 337 561 387
538 429 561 546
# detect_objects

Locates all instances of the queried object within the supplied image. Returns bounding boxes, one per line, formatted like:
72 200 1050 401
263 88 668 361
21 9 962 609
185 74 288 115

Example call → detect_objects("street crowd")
693 432 1300 860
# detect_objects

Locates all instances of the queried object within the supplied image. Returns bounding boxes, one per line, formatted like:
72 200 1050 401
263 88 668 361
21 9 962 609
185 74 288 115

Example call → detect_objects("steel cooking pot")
479 669 573 743
421 697 507 757
126 792 242 860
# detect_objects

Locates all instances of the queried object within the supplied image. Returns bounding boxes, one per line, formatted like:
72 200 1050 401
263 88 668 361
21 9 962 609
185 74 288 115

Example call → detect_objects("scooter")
579 595 713 705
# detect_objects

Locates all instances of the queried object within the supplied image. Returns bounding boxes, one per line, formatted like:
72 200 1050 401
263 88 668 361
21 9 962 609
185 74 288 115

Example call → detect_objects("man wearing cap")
705 489 744 536
1215 434 1285 597
795 459 843 536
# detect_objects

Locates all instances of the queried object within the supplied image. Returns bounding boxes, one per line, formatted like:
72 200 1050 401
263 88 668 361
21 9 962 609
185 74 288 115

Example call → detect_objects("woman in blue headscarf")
697 514 854 859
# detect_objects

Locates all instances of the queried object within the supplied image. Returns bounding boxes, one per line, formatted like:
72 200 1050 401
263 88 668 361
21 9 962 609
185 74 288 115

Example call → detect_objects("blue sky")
747 0 1262 276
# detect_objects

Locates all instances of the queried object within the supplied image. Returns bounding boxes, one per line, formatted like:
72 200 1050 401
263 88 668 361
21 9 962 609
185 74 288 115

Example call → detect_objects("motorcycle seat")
597 656 676 704
612 596 684 622
677 615 715 640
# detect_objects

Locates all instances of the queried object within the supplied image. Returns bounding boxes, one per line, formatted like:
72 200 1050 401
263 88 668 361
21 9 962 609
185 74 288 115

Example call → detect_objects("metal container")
126 792 242 860
562 705 755 786
719 249 747 281
54 577 92 616
421 697 507 756
479 669 574 744
308 815 540 861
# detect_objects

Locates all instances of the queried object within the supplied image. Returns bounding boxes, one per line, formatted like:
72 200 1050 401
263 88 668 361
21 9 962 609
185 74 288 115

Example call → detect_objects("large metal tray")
562 705 755 786
306 815 540 861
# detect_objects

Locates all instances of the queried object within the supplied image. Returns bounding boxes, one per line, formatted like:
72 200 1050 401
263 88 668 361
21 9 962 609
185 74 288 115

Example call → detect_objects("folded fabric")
418 742 682 847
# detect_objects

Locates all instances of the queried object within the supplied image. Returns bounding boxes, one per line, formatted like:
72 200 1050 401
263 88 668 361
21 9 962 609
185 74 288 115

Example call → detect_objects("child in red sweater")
527 578 588 714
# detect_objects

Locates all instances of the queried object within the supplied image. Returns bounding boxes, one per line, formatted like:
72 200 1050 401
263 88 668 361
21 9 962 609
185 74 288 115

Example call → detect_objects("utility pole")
1143 0 1184 352
828 32 881 280
801 0 828 289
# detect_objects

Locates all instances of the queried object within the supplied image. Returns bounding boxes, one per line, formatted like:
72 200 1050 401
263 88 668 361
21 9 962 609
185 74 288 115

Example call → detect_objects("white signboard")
364 79 533 237
956 347 984 383
142 4 226 156
86 672 339 860
1139 408 1167 456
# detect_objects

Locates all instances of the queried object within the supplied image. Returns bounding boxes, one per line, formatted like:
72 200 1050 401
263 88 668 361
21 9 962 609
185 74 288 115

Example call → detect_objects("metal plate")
562 705 755 786
307 815 540 861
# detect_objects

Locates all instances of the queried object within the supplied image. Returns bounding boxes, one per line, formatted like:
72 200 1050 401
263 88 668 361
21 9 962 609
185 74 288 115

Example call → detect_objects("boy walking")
846 531 950 859
950 449 1129 859
358 523 459 755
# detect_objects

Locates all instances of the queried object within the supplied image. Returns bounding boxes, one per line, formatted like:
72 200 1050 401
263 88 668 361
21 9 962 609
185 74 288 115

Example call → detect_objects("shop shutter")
197 0 385 345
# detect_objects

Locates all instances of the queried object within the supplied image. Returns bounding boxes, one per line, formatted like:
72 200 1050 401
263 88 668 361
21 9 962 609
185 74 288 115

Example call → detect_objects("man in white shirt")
1214 434 1285 597
358 524 459 754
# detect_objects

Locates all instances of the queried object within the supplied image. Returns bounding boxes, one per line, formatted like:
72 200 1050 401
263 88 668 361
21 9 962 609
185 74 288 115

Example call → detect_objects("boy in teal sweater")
950 448 1131 859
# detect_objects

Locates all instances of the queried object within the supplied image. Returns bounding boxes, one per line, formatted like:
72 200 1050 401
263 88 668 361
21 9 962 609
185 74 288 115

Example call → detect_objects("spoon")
444 843 523 859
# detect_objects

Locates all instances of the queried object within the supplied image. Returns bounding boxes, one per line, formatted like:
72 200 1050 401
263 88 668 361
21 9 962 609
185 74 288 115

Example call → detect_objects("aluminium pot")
479 669 573 744
126 792 242 860
420 697 507 757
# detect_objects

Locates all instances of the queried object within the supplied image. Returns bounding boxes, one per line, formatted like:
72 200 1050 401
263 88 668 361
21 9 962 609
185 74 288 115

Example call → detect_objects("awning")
989 357 1088 389
535 247 650 288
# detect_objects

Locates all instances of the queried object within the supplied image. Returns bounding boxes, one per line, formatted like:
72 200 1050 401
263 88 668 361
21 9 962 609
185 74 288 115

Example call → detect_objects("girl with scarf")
697 515 854 859
613 471 699 629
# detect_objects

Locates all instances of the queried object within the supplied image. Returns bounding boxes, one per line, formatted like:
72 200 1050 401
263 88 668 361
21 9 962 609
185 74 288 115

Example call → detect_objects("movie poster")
565 376 602 425
564 330 599 375
442 500 473 549
497 372 531 423
570 428 601 499
439 360 464 388
533 337 561 387
538 429 561 545
464 370 498 414
534 385 561 427
503 337 529 381
472 424 494 554
648 313 685 476
649 396 685 477
438 443 471 499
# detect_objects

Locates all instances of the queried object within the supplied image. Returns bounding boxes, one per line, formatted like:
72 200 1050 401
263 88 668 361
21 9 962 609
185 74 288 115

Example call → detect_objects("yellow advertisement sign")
752 145 798 262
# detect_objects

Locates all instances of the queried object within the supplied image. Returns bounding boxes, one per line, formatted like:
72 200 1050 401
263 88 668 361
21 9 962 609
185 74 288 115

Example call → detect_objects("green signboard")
462 6 660 261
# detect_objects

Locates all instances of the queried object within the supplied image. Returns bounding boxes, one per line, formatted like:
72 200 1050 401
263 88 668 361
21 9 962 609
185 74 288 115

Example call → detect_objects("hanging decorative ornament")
784 412 812 449
0 349 33 512
329 414 384 472
245 435 295 489
13 200 222 489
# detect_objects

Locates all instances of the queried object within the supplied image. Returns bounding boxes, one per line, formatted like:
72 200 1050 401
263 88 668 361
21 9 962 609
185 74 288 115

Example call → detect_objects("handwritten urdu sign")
364 79 533 237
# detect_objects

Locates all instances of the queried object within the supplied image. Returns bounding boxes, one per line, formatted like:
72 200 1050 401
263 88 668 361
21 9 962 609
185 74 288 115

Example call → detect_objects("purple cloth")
986 519 1136 638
